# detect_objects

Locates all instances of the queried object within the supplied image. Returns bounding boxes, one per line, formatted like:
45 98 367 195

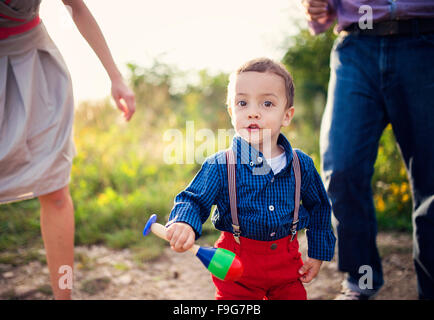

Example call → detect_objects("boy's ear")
282 106 295 127
227 105 236 127
227 105 233 118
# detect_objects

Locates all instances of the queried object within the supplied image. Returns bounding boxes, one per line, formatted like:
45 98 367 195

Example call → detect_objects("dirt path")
0 231 418 300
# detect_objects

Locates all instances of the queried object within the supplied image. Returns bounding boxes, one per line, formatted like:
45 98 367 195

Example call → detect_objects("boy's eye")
237 101 247 107
264 101 274 107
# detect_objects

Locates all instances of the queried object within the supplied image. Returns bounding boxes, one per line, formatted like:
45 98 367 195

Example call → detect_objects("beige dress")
0 0 76 204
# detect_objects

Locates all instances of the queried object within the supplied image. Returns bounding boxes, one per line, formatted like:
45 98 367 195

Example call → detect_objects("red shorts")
212 231 307 300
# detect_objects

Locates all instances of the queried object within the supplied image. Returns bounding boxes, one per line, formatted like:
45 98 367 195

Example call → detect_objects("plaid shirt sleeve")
167 155 222 239
301 155 336 261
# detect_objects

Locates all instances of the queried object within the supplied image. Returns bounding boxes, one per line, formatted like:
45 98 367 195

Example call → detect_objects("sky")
40 0 306 104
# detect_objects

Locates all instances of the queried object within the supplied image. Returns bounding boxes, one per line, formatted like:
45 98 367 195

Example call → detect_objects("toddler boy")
166 58 336 300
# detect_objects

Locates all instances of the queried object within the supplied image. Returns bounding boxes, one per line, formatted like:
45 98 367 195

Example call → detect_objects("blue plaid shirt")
168 134 336 261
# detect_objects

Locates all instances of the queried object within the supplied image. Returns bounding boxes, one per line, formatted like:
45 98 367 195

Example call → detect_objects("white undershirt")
265 147 287 175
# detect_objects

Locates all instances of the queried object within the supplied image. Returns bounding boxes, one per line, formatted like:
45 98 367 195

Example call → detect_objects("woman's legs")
38 185 74 300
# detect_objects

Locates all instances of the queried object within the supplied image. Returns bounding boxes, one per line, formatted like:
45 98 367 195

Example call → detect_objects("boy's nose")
248 110 260 119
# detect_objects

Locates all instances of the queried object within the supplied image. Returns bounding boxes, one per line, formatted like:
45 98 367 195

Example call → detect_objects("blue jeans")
320 31 434 299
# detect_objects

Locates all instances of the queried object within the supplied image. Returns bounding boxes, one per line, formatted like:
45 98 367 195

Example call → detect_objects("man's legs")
320 35 387 296
383 33 434 299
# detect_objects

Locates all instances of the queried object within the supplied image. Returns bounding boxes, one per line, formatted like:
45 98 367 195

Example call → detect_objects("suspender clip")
290 219 299 241
232 224 241 244
290 229 297 241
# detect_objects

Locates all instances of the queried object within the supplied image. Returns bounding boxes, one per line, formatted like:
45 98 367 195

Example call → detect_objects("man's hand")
166 222 195 253
298 257 323 283
302 0 330 23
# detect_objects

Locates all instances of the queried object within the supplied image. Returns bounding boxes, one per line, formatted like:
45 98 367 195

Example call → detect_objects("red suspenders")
225 148 301 244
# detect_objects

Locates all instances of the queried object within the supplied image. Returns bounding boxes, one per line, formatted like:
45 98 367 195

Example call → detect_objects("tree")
282 28 336 128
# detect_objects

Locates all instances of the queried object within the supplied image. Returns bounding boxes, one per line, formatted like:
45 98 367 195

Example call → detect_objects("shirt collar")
231 133 294 173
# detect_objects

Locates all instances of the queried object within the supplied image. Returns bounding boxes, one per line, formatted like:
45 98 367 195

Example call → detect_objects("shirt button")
270 232 276 237
249 161 254 167
270 177 274 183
270 243 277 250
269 205 275 211
257 157 263 163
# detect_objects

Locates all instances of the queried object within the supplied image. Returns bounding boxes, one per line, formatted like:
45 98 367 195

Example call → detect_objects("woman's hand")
62 0 136 121
111 76 136 121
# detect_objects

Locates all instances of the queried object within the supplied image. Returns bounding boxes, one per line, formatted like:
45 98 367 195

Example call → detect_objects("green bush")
1 29 412 263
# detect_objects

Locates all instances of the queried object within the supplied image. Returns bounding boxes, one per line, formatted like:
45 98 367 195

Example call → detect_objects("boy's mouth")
246 123 260 132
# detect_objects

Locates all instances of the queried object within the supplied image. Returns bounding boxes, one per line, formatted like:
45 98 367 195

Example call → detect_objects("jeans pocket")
333 34 353 52
419 33 434 47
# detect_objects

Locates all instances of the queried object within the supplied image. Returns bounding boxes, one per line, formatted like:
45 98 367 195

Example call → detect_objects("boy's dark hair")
227 57 295 109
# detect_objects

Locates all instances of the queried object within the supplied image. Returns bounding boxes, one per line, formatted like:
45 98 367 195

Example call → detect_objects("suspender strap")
291 150 301 241
225 148 302 244
226 149 240 244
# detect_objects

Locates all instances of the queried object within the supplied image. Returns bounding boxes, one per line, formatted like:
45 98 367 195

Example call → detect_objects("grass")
0 248 46 267
81 277 111 295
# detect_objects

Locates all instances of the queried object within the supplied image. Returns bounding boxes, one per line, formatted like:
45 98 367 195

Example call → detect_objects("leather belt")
342 18 434 36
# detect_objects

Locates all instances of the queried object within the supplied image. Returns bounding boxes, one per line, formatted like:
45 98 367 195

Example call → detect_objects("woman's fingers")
111 79 136 121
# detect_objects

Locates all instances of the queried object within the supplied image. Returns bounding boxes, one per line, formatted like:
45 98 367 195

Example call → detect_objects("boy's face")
227 71 294 152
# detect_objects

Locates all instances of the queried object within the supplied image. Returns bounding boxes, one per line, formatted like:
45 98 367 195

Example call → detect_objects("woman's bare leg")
38 185 74 300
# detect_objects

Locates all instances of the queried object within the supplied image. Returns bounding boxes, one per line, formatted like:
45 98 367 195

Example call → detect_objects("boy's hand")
298 257 323 283
166 222 195 253
301 0 330 23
